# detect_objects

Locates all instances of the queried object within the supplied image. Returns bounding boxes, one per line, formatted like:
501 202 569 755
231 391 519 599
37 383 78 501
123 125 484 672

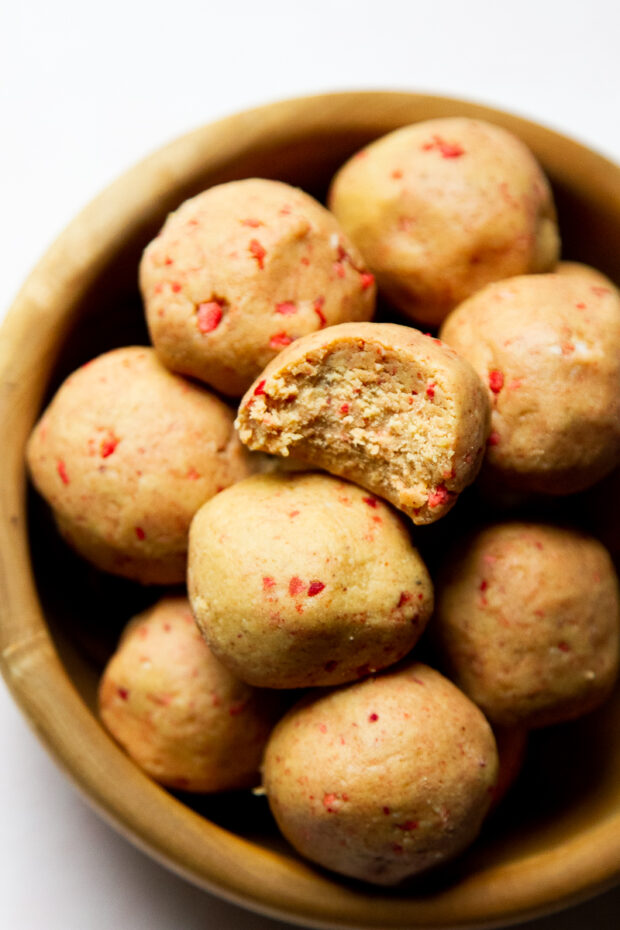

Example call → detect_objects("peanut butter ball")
329 118 559 326
188 472 433 689
262 662 498 885
140 178 376 396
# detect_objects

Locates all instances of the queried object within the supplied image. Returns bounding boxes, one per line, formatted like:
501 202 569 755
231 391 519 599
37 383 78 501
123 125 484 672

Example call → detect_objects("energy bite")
26 347 251 584
188 472 433 689
328 118 559 326
433 522 620 729
236 322 490 525
140 178 376 396
440 273 620 494
262 662 498 885
99 597 280 791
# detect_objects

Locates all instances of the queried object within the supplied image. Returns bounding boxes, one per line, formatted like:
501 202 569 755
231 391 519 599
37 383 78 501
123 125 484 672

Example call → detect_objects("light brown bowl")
1 91 620 930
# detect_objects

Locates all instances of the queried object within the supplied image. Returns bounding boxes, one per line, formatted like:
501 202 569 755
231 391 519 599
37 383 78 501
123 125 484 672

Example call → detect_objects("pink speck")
100 433 119 458
229 701 246 716
339 403 349 415
480 580 488 591
171 282 182 293
314 297 327 328
383 806 391 815
323 793 338 812
363 496 378 508
369 713 379 722
591 286 610 297
253 379 267 396
360 271 375 290
249 239 266 269
319 723 327 734
57 460 70 485
488 370 504 394
391 169 403 179
197 301 223 333
275 301 297 315
308 580 325 597
269 332 293 349
488 430 500 446
117 687 129 701
427 485 450 508
398 592 412 608
558 641 571 653
333 261 346 278
562 343 575 356
186 467 200 480
425 381 436 399
164 257 173 265
241 217 262 228
576 302 586 309
135 526 146 540
422 135 465 158
289 576 305 596
262 576 276 590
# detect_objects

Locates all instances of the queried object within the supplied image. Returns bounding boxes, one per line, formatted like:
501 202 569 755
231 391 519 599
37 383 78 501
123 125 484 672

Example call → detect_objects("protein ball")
26 346 251 584
140 178 376 396
188 472 433 689
440 273 620 495
99 597 281 791
433 522 620 728
328 118 559 326
262 662 498 885
236 322 490 525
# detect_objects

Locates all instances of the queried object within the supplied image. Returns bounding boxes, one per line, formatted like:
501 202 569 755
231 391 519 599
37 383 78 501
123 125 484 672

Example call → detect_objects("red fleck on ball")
100 433 119 458
171 282 182 293
57 460 70 485
369 713 379 722
480 580 488 592
425 381 436 399
360 271 375 290
253 379 267 396
135 526 146 540
397 820 419 831
427 485 450 508
488 369 504 394
117 687 129 701
241 217 262 228
308 581 325 597
275 301 297 315
397 592 412 608
488 430 501 446
362 496 378 508
269 332 293 349
262 576 276 590
289 576 305 596
558 641 571 652
249 239 266 269
197 301 223 333
422 135 465 159
314 298 327 328
339 403 350 415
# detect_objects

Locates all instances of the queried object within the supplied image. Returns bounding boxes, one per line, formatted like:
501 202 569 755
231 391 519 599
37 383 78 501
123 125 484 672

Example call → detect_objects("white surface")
1 2 620 927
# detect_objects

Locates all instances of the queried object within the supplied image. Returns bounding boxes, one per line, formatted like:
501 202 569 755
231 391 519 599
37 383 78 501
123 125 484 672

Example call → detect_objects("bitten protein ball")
99 597 281 791
236 322 490 525
433 522 620 728
140 178 376 396
440 273 620 495
328 118 559 326
26 347 251 584
262 662 499 885
188 472 434 689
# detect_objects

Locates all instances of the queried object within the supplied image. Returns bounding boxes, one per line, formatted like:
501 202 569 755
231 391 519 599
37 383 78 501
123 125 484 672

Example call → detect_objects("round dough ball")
262 662 498 885
188 472 433 689
433 522 620 728
26 347 251 584
235 322 490 525
440 273 620 494
328 118 559 326
99 597 281 791
140 178 376 396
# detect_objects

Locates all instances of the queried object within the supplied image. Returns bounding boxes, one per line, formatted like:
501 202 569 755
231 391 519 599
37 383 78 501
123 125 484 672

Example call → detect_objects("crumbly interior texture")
99 597 281 791
262 662 498 885
433 522 620 728
140 178 376 396
188 472 433 689
328 117 559 326
26 346 252 583
440 272 620 495
236 322 490 525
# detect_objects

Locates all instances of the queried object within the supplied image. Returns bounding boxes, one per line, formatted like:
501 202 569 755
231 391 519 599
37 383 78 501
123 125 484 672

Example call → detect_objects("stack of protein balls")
26 118 620 887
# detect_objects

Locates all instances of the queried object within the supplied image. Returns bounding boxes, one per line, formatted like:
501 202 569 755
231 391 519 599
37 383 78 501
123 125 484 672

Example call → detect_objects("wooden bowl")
1 91 620 930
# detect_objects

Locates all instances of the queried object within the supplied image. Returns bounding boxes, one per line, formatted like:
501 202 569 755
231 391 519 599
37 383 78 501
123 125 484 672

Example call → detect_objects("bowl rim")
2 89 620 930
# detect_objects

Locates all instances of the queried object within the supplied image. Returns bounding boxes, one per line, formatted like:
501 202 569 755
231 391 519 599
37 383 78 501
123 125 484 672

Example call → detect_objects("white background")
2 2 620 927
